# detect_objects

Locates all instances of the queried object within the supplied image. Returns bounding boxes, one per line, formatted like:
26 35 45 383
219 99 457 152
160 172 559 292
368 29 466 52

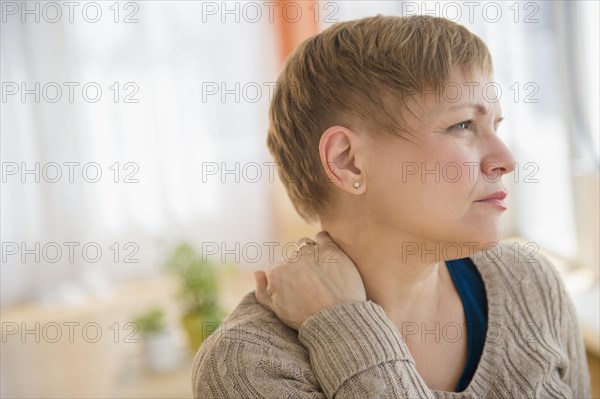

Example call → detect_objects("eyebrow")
450 103 488 113
450 103 505 123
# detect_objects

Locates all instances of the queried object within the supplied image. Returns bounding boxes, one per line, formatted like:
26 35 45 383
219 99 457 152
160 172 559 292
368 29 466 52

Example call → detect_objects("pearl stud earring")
353 181 360 189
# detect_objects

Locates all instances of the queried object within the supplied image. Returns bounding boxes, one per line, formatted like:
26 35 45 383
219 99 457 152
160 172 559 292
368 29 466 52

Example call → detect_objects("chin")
473 228 504 249
450 224 504 256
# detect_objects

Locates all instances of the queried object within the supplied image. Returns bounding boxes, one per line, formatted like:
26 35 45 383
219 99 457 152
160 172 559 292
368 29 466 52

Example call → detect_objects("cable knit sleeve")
192 297 435 398
192 334 327 398
298 299 435 398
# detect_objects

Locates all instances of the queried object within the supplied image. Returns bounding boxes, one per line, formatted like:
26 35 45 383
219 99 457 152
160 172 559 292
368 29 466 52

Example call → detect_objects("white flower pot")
143 329 180 373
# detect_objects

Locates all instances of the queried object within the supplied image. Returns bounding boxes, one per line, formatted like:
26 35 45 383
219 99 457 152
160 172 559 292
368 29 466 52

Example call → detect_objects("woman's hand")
254 231 367 331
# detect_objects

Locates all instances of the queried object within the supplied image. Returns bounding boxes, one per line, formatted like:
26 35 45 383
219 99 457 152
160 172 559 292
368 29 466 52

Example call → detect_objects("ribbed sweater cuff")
298 300 416 396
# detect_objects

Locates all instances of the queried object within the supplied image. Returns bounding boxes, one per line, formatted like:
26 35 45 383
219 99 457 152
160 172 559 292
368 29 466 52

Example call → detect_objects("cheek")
366 140 479 209
367 149 473 219
406 147 475 196
402 149 481 230
428 144 480 189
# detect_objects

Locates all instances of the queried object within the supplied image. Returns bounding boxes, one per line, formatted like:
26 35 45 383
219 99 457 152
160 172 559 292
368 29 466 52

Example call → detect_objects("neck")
320 218 451 324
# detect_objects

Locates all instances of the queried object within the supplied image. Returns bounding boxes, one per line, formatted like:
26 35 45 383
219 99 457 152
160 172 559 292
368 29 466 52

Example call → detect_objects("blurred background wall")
1 1 598 397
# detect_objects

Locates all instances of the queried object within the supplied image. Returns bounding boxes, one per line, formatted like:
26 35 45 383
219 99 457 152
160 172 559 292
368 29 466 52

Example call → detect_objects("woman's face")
360 66 515 254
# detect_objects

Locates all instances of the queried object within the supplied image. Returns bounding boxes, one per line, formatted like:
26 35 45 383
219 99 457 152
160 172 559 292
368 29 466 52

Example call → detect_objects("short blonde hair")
267 14 493 223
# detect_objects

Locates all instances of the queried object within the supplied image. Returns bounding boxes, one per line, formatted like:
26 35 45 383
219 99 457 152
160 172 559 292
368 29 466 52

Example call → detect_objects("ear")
318 125 366 194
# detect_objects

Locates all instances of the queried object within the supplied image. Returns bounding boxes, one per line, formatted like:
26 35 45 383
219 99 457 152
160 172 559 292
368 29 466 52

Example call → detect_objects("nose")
480 134 517 181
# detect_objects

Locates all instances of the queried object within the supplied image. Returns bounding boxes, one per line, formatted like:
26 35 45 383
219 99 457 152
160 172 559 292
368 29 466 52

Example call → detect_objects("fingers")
297 236 318 248
253 270 273 311
314 230 332 245
314 231 346 264
314 230 337 251
254 270 267 291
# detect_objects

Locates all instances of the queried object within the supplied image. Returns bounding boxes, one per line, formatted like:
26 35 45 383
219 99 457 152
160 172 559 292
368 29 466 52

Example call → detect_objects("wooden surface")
588 351 600 398
0 269 256 399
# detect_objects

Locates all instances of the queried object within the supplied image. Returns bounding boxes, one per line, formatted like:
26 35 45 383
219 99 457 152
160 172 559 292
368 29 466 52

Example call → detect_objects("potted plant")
133 306 180 373
165 243 227 352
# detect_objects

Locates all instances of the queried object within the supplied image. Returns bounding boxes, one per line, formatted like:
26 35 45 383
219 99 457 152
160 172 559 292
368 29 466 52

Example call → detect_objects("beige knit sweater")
192 241 592 398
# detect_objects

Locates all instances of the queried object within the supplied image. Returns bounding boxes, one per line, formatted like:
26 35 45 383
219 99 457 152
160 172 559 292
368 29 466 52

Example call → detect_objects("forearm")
298 300 435 398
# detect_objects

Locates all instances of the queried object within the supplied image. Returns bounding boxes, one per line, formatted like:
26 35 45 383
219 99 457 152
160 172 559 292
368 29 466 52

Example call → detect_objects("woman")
192 15 592 398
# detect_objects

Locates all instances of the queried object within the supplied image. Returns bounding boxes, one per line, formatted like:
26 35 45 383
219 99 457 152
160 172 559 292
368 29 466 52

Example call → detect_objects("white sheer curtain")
1 2 280 306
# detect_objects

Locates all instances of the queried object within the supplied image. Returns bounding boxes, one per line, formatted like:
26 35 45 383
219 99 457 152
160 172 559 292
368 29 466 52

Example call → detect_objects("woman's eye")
449 120 474 132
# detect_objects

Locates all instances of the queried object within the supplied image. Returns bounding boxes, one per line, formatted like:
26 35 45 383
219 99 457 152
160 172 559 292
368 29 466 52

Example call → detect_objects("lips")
476 191 508 202
474 191 508 210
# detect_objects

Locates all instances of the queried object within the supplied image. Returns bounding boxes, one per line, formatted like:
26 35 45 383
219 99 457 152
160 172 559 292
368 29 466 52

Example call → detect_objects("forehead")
410 66 502 116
